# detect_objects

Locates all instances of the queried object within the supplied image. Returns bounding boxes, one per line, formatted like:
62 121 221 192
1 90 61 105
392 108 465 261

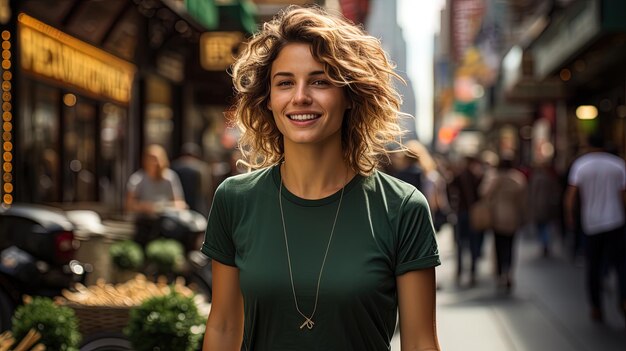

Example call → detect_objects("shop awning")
184 0 257 34
531 0 626 80
185 0 219 30
218 0 257 34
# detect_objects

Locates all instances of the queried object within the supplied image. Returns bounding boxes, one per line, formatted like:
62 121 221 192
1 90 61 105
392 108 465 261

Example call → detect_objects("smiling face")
268 42 351 148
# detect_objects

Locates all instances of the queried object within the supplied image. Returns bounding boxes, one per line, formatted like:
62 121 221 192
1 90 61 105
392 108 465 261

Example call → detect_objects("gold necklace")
278 171 345 330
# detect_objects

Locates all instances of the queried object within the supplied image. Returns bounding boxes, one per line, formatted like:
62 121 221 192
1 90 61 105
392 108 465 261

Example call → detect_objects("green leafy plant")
11 297 81 351
145 238 185 274
109 240 145 270
125 290 204 351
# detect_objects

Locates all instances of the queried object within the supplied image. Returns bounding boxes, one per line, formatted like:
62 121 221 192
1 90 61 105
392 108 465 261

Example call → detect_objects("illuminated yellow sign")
200 32 244 71
17 14 135 104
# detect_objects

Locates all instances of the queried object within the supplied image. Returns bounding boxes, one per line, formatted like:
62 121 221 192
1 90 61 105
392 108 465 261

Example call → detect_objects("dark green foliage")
145 238 185 274
11 297 81 351
125 291 205 351
109 240 145 270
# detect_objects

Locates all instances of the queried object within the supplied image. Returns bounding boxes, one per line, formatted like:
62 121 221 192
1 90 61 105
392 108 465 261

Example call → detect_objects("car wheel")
79 332 132 351
0 288 15 332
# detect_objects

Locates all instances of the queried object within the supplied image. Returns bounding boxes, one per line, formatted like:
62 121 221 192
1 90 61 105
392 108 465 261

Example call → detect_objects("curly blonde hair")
231 5 405 175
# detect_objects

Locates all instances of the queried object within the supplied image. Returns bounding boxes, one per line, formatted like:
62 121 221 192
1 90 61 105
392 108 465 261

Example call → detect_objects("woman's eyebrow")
272 70 326 80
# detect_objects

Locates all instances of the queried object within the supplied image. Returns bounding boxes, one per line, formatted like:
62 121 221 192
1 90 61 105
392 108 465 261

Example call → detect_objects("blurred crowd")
384 137 625 326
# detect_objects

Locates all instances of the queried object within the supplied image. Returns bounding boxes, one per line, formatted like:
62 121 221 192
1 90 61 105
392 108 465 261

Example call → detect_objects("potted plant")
109 240 145 282
11 296 81 351
145 238 185 277
125 290 204 351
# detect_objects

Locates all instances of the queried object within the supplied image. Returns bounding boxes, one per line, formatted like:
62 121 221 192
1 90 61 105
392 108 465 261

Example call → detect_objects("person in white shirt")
564 134 626 325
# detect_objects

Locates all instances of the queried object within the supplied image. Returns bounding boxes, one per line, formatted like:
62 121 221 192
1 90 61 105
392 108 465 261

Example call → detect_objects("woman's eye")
312 80 330 86
276 81 292 87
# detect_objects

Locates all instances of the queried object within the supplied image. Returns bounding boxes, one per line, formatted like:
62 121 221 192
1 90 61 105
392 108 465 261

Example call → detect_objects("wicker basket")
66 303 131 337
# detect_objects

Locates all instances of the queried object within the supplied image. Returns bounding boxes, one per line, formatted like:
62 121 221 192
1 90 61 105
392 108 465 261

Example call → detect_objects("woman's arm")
125 191 155 214
397 267 440 351
203 260 244 351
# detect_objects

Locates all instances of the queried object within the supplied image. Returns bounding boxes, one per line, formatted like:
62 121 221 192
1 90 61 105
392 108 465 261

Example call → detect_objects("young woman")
202 6 440 350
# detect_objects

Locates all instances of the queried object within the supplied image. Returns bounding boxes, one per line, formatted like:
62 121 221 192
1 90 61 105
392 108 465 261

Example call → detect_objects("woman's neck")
281 145 354 200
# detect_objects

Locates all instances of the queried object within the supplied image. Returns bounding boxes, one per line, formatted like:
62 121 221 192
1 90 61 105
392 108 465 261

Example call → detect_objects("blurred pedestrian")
126 144 187 245
171 142 212 216
405 140 451 233
448 156 483 287
484 158 527 292
201 6 440 350
528 161 562 257
564 134 626 324
389 146 424 191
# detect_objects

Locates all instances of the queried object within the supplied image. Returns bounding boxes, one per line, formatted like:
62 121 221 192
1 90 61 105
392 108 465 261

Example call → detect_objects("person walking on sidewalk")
201 6 440 351
483 158 527 292
449 156 484 287
564 134 626 325
528 161 561 257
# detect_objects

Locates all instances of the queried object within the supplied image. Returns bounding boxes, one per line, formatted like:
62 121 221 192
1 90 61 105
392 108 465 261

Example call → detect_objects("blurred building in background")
364 0 417 140
434 0 626 174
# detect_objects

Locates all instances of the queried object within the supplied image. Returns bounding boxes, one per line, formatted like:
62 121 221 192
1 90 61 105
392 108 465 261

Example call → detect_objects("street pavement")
390 224 626 351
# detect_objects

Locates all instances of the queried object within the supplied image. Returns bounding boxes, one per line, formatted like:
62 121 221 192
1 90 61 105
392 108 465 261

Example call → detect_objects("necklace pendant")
299 318 315 330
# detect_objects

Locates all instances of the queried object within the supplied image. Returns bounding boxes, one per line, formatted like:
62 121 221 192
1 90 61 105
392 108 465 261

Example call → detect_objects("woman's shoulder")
218 166 276 195
365 170 426 204
127 169 146 185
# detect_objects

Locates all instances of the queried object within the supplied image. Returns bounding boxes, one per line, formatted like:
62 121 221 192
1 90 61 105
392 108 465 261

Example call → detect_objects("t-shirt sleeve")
126 171 141 193
395 189 441 275
201 180 237 267
568 161 580 186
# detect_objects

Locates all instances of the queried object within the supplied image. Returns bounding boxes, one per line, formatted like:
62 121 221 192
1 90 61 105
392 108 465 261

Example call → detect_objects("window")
63 96 97 202
19 81 60 203
100 102 128 211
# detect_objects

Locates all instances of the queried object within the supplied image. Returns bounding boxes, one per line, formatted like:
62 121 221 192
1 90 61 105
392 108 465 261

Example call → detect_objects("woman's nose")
292 85 312 105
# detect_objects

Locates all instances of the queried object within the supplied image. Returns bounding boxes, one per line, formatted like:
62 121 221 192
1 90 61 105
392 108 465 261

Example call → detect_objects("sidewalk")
391 224 625 351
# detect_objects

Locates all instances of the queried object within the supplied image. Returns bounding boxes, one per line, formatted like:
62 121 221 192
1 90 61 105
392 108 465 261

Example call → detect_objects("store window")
100 102 128 211
63 95 97 202
19 81 60 203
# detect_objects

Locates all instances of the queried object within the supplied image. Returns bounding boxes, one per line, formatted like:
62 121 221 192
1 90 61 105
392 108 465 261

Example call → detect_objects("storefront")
0 0 256 215
531 0 626 161
0 10 136 213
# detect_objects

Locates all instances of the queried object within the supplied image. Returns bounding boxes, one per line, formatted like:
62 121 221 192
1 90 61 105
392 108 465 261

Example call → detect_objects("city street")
391 224 626 351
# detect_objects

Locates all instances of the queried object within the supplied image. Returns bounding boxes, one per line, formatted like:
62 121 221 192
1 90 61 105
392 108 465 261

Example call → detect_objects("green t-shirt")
202 165 440 351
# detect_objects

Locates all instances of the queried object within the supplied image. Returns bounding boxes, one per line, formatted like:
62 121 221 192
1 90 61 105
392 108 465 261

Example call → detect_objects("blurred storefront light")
63 93 77 107
0 28 10 206
576 105 598 120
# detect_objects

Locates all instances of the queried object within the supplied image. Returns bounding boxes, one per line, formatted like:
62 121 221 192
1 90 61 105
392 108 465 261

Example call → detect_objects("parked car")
0 204 90 332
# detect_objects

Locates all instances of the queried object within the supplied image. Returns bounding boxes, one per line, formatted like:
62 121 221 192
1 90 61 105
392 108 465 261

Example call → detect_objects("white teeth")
289 114 318 121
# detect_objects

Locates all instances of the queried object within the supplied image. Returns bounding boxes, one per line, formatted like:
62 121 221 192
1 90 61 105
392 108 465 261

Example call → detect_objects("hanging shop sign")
17 14 135 104
200 31 244 71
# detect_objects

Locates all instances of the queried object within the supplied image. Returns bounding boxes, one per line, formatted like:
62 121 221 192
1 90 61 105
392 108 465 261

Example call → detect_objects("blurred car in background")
0 204 90 331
